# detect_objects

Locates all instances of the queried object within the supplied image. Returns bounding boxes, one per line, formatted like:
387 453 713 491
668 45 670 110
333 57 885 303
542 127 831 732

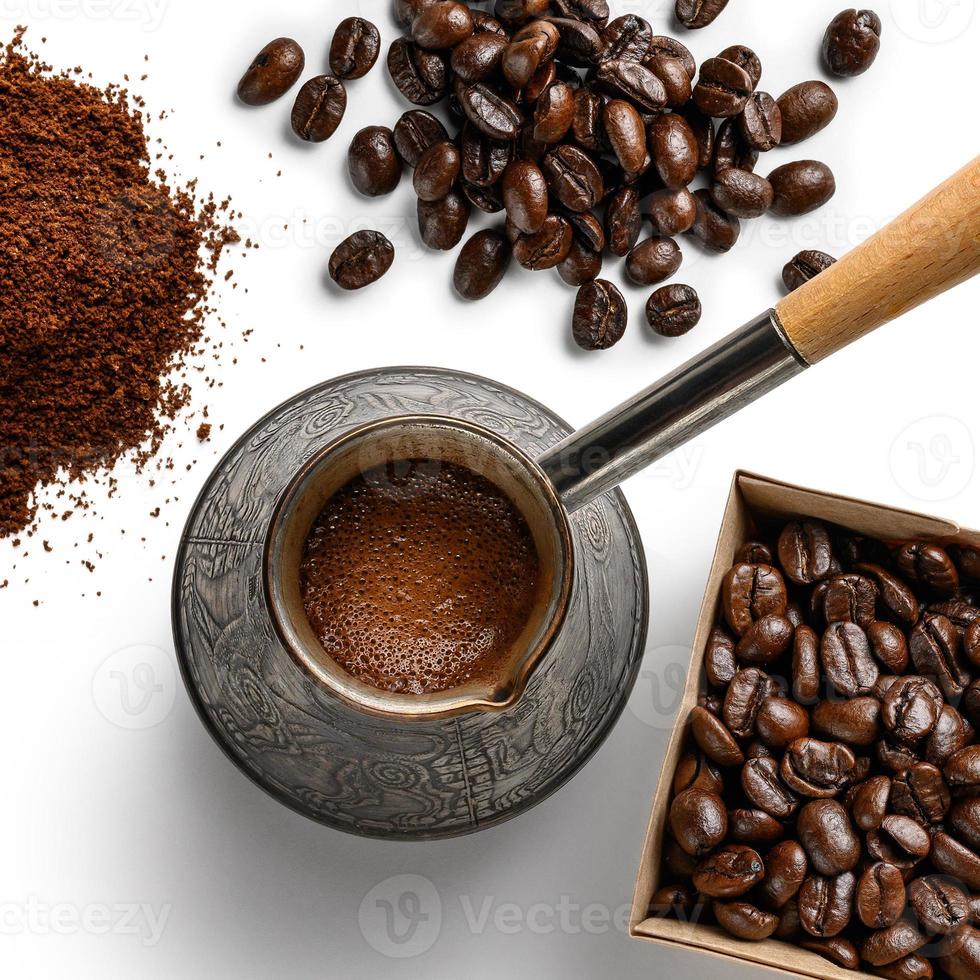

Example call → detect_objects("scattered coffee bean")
453 228 511 300
330 17 381 80
418 190 470 250
388 38 448 105
412 1 475 50
711 168 773 219
512 213 572 270
625 238 682 287
777 81 838 145
693 57 753 118
292 75 347 142
572 278 627 350
329 231 394 289
348 126 402 197
605 186 642 257
769 160 836 216
823 8 882 77
645 187 698 237
392 109 448 167
689 188 741 252
646 284 701 338
782 250 836 292
238 38 305 106
740 92 782 151
675 0 730 30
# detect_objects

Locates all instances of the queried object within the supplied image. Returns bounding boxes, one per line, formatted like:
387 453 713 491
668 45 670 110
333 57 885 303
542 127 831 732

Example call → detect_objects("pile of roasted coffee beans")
655 520 980 978
238 4 882 346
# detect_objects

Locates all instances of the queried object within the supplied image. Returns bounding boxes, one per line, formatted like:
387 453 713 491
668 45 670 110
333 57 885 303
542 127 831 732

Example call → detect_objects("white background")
2 0 979 976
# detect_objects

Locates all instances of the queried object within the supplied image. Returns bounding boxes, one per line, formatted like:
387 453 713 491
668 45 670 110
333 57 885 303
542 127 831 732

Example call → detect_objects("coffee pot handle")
538 156 980 513
776 156 980 364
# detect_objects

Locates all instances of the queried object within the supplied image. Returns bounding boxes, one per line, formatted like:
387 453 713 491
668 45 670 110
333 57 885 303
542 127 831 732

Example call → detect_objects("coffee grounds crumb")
0 28 239 544
196 423 212 442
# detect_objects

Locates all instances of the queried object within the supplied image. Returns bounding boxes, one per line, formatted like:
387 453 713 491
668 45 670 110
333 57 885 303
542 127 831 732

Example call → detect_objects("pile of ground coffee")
0 29 237 539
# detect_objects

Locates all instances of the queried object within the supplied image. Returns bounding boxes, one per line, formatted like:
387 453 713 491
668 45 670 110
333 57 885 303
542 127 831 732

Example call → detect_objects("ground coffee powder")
0 29 237 539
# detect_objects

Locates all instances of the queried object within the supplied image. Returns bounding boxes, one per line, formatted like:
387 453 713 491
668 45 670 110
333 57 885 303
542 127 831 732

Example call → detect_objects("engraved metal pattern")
173 368 648 840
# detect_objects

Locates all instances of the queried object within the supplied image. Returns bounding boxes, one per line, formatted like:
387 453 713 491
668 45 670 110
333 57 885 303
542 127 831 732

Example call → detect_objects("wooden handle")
776 156 980 364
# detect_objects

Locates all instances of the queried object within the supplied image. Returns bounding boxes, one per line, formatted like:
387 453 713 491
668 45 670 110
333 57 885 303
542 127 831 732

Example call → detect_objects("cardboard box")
630 471 980 980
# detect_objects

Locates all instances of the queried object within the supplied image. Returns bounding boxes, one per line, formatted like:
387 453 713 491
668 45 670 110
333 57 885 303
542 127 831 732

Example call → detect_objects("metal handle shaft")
536 311 808 513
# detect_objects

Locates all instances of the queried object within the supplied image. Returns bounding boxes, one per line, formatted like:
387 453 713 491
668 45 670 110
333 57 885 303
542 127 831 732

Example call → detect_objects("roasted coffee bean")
418 190 470 250
857 862 906 929
664 835 699 879
453 228 511 299
393 110 449 167
691 704 744 766
798 799 861 875
710 168 773 219
786 602 806 629
862 920 929 967
895 542 960 597
926 705 974 767
705 627 737 688
868 815 931 869
534 82 575 144
572 278 627 350
821 622 878 698
713 117 758 174
566 211 606 253
495 0 549 28
547 15 604 67
737 614 794 666
869 621 911 673
778 520 833 586
674 751 724 797
557 240 601 286
740 92 782 151
782 250 836 293
570 87 606 152
647 883 692 919
892 762 950 824
934 596 980 631
872 953 934 979
646 283 701 337
798 872 855 938
647 35 696 78
238 37 305 105
459 82 523 139
946 745 980 798
693 57 753 118
502 160 548 234
599 14 651 63
675 0 729 30
743 756 799 820
595 59 667 112
650 113 699 189
551 0 609 27
730 808 784 846
824 574 878 630
857 562 920 626
878 737 920 775
769 160 836 216
723 564 788 636
761 840 807 908
681 105 716 169
782 738 857 798
645 54 693 108
512 213 572 270
966 619 980 667
932 831 980 890
291 75 347 142
800 937 860 971
823 8 882 77
601 100 646 177
596 187 637 258
542 144 604 212
775 899 802 940
625 237 682 287
348 126 402 197
793 625 822 704
910 876 970 935
714 900 779 941
329 230 394 290
850 774 891 831
395 0 440 30
714 45 760 88
412 1 474 49
813 697 880 747
689 188 740 252
693 845 765 898
911 614 970 701
777 81 839 145
460 124 513 187
414 140 461 201
502 20 559 87
670 788 728 856
451 32 509 83
756 697 810 751
951 798 980 855
330 17 381 80
644 188 697 237
737 543 773 566
938 924 980 980
387 38 448 105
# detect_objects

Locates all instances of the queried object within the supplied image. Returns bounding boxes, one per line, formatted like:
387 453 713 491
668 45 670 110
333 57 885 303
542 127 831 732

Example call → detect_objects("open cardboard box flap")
629 470 980 980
